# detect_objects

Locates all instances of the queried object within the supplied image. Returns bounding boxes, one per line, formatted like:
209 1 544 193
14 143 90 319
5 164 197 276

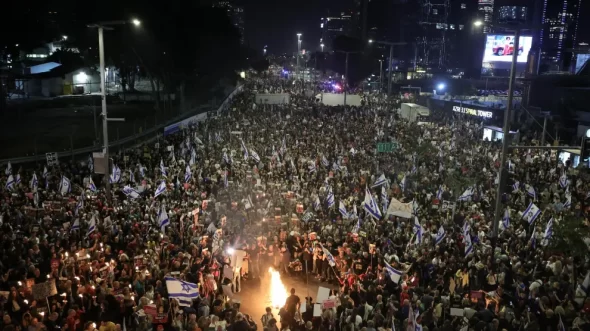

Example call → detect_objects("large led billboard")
482 35 532 63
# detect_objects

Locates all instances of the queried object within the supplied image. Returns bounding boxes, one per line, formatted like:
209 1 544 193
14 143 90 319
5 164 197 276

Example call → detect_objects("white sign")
453 106 493 119
46 153 59 166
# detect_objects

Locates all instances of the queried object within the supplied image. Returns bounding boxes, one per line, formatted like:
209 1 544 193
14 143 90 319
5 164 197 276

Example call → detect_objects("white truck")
399 103 430 123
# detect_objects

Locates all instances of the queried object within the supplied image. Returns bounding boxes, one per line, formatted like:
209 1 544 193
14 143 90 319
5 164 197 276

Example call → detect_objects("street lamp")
62 35 68 40
473 20 483 27
87 19 139 203
296 33 302 80
437 83 446 91
368 39 406 96
320 43 324 52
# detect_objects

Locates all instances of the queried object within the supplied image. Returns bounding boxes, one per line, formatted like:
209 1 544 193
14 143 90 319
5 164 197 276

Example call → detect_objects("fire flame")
268 267 288 309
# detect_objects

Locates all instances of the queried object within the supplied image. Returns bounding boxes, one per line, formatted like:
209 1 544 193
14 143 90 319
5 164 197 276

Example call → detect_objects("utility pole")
368 40 406 96
296 33 302 80
335 50 360 106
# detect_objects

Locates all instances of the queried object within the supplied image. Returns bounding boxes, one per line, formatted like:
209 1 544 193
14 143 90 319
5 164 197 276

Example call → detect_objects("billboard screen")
575 54 590 74
482 35 532 63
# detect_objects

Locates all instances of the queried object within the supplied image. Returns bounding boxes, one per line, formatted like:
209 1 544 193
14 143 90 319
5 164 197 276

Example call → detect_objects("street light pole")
296 33 302 80
344 52 349 106
491 28 521 241
387 44 394 96
379 59 383 93
98 26 111 202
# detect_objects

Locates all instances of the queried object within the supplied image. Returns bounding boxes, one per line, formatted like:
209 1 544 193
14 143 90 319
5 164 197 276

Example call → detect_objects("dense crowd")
0 75 589 331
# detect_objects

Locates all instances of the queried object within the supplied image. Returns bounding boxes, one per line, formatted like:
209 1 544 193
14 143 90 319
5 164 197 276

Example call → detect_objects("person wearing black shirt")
282 288 300 331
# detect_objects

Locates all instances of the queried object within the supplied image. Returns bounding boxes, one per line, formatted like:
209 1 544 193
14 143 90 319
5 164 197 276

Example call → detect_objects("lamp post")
296 33 302 80
368 39 406 96
320 43 324 52
378 59 383 93
335 50 360 106
88 19 140 203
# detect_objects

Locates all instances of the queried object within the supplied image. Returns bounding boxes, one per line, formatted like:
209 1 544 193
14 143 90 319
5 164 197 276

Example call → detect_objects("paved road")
232 269 337 328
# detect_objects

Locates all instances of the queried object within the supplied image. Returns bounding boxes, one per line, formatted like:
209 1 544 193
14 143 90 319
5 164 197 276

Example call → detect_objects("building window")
459 24 464 30
433 8 438 15
450 24 455 29
461 3 466 9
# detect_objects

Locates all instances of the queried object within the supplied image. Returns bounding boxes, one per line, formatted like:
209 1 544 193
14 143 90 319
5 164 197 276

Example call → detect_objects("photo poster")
316 286 330 303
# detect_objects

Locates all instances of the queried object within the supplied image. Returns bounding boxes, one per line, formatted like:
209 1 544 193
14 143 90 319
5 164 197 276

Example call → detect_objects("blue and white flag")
5 162 12 176
15 174 21 185
309 162 316 173
313 196 321 210
190 148 197 166
165 277 199 307
383 260 403 283
250 149 261 163
129 170 135 183
463 222 474 257
223 151 232 165
436 186 443 200
413 217 424 245
184 164 192 183
332 162 340 172
123 186 141 199
5 175 15 191
559 174 569 189
352 217 360 234
321 245 336 267
372 174 388 188
70 218 80 232
154 181 167 198
30 173 38 191
502 209 510 230
525 184 536 200
363 187 382 220
88 177 97 192
435 225 446 245
240 139 249 160
338 201 349 219
139 164 146 178
399 175 407 191
522 202 541 225
326 189 335 208
158 204 170 230
224 171 228 188
542 218 553 246
59 176 71 195
512 181 520 192
321 155 329 167
42 166 49 179
381 186 389 211
579 272 590 294
110 165 121 183
74 195 84 216
530 230 537 249
88 155 94 172
458 187 474 201
564 192 572 209
214 132 223 142
87 216 96 236
160 160 167 178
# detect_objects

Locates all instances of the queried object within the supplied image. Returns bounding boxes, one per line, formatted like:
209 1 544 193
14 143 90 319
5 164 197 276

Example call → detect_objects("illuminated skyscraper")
539 0 582 70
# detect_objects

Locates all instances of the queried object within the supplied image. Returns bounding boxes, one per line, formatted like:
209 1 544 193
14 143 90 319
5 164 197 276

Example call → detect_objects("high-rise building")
212 0 245 44
478 0 495 33
320 13 353 51
539 0 582 71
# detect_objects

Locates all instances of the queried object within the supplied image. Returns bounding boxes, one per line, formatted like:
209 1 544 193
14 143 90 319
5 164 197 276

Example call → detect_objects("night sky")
239 0 350 54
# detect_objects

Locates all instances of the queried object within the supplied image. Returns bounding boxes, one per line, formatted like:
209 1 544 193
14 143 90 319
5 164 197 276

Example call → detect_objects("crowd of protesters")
0 74 589 331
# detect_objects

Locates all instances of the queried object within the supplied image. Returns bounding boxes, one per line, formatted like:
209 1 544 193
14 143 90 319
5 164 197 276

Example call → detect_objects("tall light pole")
378 59 383 93
368 39 406 96
320 43 324 52
335 50 360 106
296 33 302 80
88 19 140 203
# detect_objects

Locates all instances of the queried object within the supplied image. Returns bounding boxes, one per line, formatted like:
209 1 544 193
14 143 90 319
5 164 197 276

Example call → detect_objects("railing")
0 85 241 166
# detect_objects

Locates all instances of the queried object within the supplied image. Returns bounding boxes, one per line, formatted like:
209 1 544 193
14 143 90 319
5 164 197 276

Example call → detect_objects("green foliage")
548 214 590 258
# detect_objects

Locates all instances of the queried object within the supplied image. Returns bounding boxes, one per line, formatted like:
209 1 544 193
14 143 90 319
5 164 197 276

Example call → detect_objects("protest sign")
31 279 58 300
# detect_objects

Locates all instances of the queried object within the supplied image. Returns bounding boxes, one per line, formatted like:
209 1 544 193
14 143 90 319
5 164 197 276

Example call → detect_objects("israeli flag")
110 165 121 183
580 272 590 294
435 225 446 245
502 209 510 230
559 174 569 188
564 192 572 209
363 187 382 220
250 149 261 163
464 234 474 257
321 245 336 267
123 186 141 199
87 216 96 236
5 175 15 191
332 162 340 172
169 150 177 164
542 218 553 246
381 186 389 211
321 155 329 167
165 277 199 307
184 164 192 183
413 217 424 245
309 162 316 173
15 174 21 185
525 184 536 200
88 177 97 192
279 137 287 155
371 174 387 188
352 217 360 234
59 176 71 195
512 180 520 192
436 185 443 200
74 195 84 216
129 170 135 183
383 261 403 283
530 230 537 249
30 173 38 190
5 162 12 175
214 132 223 142
139 164 146 178
224 171 228 188
399 175 407 191
458 187 474 201
338 201 349 219
158 205 170 229
190 148 197 166
326 189 335 208
240 139 249 160
522 202 541 225
313 196 321 210
160 159 167 177
42 166 49 178
34 191 39 207
154 181 167 198
70 218 80 232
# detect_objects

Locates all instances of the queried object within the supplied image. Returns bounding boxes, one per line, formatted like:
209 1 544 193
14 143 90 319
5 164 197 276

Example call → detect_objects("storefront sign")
453 106 493 118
